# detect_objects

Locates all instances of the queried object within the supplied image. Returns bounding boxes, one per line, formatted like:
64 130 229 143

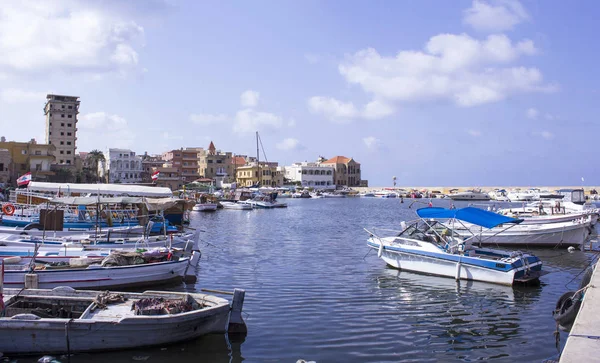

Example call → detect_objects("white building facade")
99 148 143 183
284 162 335 188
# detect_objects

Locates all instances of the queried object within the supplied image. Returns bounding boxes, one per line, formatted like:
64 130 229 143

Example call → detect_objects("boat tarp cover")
416 207 523 229
27 182 173 197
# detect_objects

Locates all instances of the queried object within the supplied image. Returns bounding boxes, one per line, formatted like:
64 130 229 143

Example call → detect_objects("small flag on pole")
151 171 160 181
16 172 32 186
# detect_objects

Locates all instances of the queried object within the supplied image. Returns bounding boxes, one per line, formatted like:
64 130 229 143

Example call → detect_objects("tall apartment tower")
44 94 80 166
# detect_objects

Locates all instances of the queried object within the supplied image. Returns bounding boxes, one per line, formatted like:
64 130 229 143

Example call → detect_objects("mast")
256 131 260 187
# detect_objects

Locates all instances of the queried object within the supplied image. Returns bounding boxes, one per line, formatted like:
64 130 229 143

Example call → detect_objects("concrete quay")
559 263 600 362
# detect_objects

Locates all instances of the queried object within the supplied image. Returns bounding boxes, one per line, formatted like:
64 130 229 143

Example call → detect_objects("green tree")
87 150 106 182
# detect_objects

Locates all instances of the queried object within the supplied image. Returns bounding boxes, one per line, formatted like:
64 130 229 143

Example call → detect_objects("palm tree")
87 150 105 183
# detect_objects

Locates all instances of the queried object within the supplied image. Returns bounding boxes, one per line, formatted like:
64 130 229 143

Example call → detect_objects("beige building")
0 148 10 184
0 137 56 185
44 94 80 166
198 141 233 183
151 164 183 191
162 148 201 182
236 163 283 187
321 156 362 187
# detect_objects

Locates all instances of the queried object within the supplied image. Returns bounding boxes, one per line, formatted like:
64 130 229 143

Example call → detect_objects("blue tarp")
416 207 523 229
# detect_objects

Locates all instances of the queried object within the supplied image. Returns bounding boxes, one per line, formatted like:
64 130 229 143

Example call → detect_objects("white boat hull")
2 252 200 290
465 222 590 248
377 248 517 285
192 204 218 212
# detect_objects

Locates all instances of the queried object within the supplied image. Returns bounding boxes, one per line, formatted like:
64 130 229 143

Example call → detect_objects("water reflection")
369 267 542 361
40 333 246 363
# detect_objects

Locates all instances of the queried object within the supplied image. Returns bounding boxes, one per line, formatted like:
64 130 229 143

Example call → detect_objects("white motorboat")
0 286 246 354
239 195 287 208
488 189 510 202
448 190 490 201
507 189 535 202
2 250 201 290
359 192 376 197
365 207 543 286
291 191 311 198
321 192 345 198
220 201 253 210
192 203 218 212
453 217 592 249
374 191 397 198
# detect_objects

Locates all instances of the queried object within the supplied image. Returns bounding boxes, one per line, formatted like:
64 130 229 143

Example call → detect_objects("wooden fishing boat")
0 286 246 354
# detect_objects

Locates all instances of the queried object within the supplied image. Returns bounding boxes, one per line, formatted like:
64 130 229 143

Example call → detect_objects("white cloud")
287 118 297 127
189 113 228 126
467 129 482 137
308 96 359 122
0 1 144 75
463 0 529 32
540 131 554 140
363 100 395 120
0 88 47 103
233 109 282 133
276 138 304 151
78 112 135 149
337 33 552 108
526 107 539 119
363 136 385 151
532 130 554 140
545 113 556 120
240 90 260 108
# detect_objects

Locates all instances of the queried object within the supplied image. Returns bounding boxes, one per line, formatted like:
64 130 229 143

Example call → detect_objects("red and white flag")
151 171 160 181
17 172 32 186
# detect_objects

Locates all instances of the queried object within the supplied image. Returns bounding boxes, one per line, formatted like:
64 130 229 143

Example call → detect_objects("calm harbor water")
16 198 599 363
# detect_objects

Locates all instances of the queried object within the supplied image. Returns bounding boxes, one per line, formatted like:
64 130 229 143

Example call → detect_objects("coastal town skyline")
0 1 597 186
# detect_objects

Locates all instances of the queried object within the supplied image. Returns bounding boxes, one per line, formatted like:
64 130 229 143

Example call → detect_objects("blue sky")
0 0 597 186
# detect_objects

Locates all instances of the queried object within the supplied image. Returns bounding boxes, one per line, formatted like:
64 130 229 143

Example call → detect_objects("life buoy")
2 203 15 216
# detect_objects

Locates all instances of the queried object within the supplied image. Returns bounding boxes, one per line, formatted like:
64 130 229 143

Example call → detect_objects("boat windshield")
397 221 448 246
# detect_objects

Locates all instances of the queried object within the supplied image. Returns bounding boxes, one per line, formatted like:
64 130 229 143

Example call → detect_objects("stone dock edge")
559 262 600 362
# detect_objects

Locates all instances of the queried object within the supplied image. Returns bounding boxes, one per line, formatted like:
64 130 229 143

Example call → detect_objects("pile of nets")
131 297 195 315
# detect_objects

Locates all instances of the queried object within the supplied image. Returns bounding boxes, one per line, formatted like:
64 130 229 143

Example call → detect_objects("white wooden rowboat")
2 251 201 290
0 286 246 354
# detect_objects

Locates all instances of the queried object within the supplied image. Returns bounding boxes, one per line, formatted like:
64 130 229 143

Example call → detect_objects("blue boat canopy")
416 207 523 229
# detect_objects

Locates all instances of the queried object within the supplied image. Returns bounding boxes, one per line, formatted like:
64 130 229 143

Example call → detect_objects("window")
67 123 72 127
68 115 72 118
49 132 52 135
61 114 65 118
66 151 71 154
66 141 71 145
0 163 3 171
21 150 27 155
60 160 64 163
49 122 52 126
60 141 64 145
35 150 41 155
60 151 64 154
66 160 71 164
60 132 64 136
216 160 222 164
61 123 64 126
67 132 72 136
49 141 52 144
61 105 65 109
35 164 41 171
68 105 73 109
208 160 213 163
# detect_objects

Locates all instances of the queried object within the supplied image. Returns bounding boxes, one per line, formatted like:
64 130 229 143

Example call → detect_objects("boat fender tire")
553 291 582 331
23 223 44 231
2 203 15 216
580 267 594 290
